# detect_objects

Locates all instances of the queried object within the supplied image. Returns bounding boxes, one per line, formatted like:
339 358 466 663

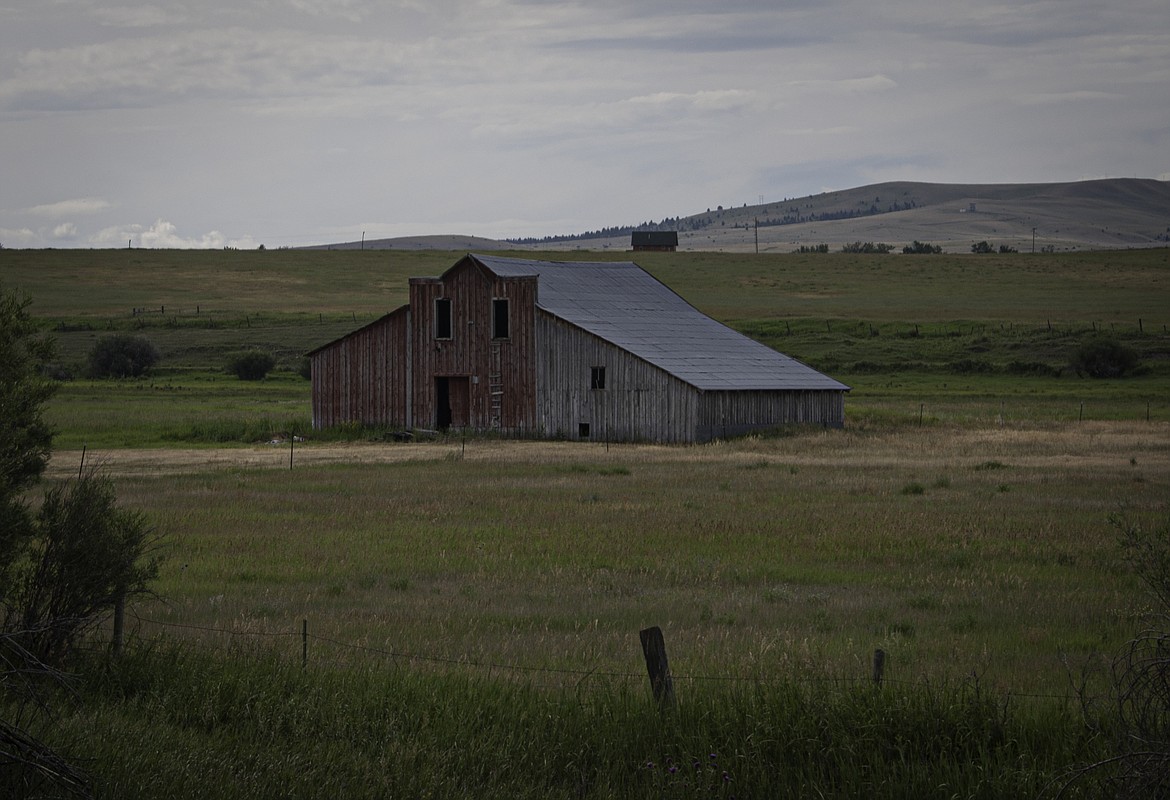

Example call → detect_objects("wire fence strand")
125 610 1080 701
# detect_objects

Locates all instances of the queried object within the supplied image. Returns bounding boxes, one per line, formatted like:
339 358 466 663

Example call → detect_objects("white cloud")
0 227 38 247
93 220 227 249
26 197 113 217
51 222 79 239
626 89 757 111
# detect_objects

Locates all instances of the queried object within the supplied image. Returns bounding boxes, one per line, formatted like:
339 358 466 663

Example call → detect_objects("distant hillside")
300 234 511 252
308 178 1170 254
520 178 1170 254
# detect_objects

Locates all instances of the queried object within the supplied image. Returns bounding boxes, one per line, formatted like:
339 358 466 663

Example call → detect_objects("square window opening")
590 366 606 390
578 423 590 438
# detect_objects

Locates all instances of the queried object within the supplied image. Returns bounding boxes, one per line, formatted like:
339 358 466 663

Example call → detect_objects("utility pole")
1032 227 1036 253
361 231 365 251
754 218 759 254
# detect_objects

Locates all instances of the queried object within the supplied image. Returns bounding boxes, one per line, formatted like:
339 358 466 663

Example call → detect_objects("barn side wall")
696 389 846 440
534 311 700 443
409 259 538 433
310 309 410 430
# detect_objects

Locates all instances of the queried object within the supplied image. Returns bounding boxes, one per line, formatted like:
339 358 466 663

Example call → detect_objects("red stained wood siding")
310 307 410 429
408 257 538 432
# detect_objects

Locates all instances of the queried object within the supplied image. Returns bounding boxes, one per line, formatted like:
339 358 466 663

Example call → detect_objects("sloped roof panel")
469 255 848 392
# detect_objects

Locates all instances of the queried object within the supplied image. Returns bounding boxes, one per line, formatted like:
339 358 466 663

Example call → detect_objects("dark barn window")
492 298 509 339
435 298 452 339
578 422 590 438
590 366 606 390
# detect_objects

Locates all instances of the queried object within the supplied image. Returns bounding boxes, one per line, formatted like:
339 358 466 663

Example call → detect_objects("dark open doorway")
435 376 470 430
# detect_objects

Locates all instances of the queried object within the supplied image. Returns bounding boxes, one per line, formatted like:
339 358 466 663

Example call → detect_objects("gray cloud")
0 0 1166 247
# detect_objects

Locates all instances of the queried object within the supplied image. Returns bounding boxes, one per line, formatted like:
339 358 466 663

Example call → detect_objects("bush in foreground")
2 283 159 798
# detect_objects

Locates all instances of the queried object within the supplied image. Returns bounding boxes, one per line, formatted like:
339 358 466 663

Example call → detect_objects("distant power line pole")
1032 227 1036 253
754 218 759 254
361 231 365 251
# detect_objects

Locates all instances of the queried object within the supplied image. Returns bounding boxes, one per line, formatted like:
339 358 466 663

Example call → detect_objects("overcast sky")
2 0 1167 249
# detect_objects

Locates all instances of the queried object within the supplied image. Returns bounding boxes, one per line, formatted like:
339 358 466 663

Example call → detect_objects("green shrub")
226 350 275 381
86 334 160 378
1071 337 1140 378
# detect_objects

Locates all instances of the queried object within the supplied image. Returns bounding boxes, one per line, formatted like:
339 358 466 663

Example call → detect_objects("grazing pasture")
5 246 1169 798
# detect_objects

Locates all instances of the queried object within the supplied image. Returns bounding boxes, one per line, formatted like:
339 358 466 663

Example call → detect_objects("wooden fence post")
302 619 308 669
872 648 886 687
639 626 675 708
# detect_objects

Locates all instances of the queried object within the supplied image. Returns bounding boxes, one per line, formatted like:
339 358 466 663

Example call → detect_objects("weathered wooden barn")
631 231 678 251
309 254 848 443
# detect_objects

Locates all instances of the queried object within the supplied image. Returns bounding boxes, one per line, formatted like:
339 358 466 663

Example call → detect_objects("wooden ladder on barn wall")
488 343 503 430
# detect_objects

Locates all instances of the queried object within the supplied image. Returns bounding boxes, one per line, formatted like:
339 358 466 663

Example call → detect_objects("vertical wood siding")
311 256 847 440
310 308 409 429
408 259 537 433
534 311 700 443
696 389 846 440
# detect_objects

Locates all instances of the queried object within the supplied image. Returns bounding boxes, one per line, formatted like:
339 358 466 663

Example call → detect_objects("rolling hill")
310 178 1170 254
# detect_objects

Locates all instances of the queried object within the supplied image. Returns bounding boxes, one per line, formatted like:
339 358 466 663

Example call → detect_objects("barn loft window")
492 298 509 339
435 298 452 339
590 366 606 390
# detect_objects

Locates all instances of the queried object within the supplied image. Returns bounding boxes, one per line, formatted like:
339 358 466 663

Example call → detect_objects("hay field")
57 420 1167 697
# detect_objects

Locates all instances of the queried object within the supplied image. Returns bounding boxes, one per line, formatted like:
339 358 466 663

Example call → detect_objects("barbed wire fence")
114 608 1082 705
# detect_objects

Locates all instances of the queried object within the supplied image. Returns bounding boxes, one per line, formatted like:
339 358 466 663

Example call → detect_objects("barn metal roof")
468 254 849 392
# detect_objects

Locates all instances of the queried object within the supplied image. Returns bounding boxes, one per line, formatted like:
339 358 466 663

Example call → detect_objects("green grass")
7 246 1169 797
9 248 1163 446
79 425 1162 698
44 371 310 449
33 642 1103 800
5 246 1167 324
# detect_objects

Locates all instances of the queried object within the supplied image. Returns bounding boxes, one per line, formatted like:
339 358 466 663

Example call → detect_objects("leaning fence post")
872 648 886 687
639 626 675 708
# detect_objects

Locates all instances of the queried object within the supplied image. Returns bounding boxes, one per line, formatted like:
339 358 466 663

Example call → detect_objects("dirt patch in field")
45 421 1169 480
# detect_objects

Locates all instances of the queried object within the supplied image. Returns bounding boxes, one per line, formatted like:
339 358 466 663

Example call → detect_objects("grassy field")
4 247 1170 797
84 425 1162 692
5 246 1168 448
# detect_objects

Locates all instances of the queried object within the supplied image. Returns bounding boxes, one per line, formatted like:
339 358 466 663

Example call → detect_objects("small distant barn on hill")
631 231 678 251
308 254 848 443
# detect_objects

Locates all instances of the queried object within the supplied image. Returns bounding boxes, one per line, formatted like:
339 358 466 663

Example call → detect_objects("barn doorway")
435 376 470 430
